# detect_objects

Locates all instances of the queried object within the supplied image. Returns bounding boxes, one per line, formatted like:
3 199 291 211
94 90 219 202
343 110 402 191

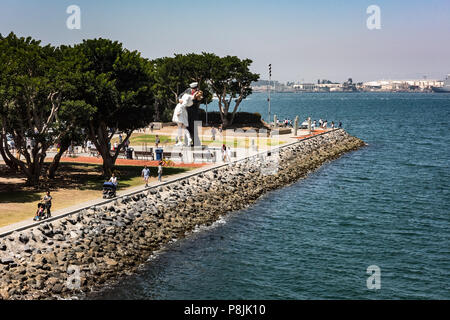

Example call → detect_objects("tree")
208 55 259 128
0 33 81 186
73 38 155 176
47 100 94 179
0 34 96 186
152 53 213 122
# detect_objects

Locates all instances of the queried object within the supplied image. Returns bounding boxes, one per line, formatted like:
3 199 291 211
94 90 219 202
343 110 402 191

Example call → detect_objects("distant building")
363 79 443 91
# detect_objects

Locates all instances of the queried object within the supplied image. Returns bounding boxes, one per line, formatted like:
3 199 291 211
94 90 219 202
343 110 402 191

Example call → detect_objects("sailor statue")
172 82 203 146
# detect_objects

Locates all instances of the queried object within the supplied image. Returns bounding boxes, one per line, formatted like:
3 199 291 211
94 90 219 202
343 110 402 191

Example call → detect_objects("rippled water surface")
92 93 450 299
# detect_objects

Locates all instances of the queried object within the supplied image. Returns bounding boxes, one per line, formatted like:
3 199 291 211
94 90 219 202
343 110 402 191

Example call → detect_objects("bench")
88 147 99 157
163 151 183 162
134 150 154 160
110 150 126 159
193 151 216 162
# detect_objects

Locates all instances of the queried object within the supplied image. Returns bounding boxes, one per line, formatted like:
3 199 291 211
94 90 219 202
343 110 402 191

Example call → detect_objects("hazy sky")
1 0 449 82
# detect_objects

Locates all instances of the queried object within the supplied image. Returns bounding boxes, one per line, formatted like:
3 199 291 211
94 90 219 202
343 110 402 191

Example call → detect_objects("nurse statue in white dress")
172 82 202 146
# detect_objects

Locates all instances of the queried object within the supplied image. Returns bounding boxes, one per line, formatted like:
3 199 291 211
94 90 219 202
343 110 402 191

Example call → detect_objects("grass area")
0 162 190 228
113 133 285 149
112 134 174 146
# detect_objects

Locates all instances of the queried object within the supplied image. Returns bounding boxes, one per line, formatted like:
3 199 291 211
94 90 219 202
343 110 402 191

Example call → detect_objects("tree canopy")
0 33 259 186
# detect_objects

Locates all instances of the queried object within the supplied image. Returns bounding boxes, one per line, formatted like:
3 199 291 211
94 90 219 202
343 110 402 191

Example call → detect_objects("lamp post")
205 99 208 126
205 79 212 126
268 64 272 126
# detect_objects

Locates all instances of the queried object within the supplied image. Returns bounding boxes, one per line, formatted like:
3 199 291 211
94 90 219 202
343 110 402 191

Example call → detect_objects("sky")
1 0 449 83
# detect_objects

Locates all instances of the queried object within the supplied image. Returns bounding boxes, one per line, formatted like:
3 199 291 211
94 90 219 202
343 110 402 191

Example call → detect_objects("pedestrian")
211 126 216 141
221 144 227 162
338 121 342 128
81 140 87 153
42 190 52 218
118 134 123 144
155 135 160 148
141 165 151 187
158 161 163 182
312 120 316 131
331 121 335 129
150 123 154 133
226 146 232 162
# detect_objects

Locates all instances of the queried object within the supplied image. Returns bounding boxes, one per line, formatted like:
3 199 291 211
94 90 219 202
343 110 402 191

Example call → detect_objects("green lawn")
113 133 285 148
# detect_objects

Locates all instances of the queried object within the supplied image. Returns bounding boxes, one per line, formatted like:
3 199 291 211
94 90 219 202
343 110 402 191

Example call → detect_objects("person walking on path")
226 146 232 162
155 135 160 148
141 165 151 187
158 161 163 182
42 191 52 218
211 126 216 141
221 144 227 162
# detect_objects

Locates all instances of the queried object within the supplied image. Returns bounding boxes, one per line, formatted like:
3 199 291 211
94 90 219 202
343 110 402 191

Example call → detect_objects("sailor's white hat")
190 82 198 88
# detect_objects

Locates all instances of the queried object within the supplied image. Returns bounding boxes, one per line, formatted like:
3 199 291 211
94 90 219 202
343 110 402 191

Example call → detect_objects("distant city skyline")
1 0 449 82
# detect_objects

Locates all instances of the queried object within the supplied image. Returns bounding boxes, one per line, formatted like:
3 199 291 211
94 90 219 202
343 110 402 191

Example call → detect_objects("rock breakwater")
0 129 365 300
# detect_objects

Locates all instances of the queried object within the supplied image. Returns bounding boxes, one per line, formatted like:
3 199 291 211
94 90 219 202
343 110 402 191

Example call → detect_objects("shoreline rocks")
0 129 365 300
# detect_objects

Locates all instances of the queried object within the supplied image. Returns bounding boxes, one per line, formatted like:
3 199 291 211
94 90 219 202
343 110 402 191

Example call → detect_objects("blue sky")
1 0 449 82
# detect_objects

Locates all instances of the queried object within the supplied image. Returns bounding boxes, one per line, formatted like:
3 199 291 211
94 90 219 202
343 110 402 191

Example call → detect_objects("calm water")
92 93 450 299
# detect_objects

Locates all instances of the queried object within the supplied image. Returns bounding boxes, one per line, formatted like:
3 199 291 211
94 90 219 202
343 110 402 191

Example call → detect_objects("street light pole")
205 99 208 126
268 64 272 126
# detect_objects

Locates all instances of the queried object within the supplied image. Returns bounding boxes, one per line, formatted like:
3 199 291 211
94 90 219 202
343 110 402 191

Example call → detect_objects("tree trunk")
102 153 114 177
25 160 44 188
48 139 70 179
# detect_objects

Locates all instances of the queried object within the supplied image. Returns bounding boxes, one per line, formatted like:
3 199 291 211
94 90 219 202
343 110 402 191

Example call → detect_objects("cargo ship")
432 75 450 92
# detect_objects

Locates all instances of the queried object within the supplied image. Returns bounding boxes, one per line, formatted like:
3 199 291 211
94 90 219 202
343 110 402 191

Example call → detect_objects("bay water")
92 92 450 299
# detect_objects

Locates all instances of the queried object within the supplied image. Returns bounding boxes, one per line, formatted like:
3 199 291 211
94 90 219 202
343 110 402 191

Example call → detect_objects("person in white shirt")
226 146 232 162
141 165 150 187
158 162 163 182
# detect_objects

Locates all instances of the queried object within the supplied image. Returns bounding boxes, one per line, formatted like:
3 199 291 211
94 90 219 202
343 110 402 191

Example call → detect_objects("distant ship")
432 75 450 92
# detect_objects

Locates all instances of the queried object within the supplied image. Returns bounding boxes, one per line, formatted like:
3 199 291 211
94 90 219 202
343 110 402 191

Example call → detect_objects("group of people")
311 119 342 130
105 162 164 195
141 162 163 187
275 118 293 128
33 191 52 221
221 144 233 162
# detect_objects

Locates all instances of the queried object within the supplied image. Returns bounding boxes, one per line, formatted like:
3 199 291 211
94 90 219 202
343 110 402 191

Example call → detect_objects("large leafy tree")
73 38 155 176
0 33 86 186
152 53 213 122
153 53 258 128
208 55 259 128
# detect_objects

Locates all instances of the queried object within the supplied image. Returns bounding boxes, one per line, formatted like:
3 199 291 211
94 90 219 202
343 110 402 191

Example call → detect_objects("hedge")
198 110 262 125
